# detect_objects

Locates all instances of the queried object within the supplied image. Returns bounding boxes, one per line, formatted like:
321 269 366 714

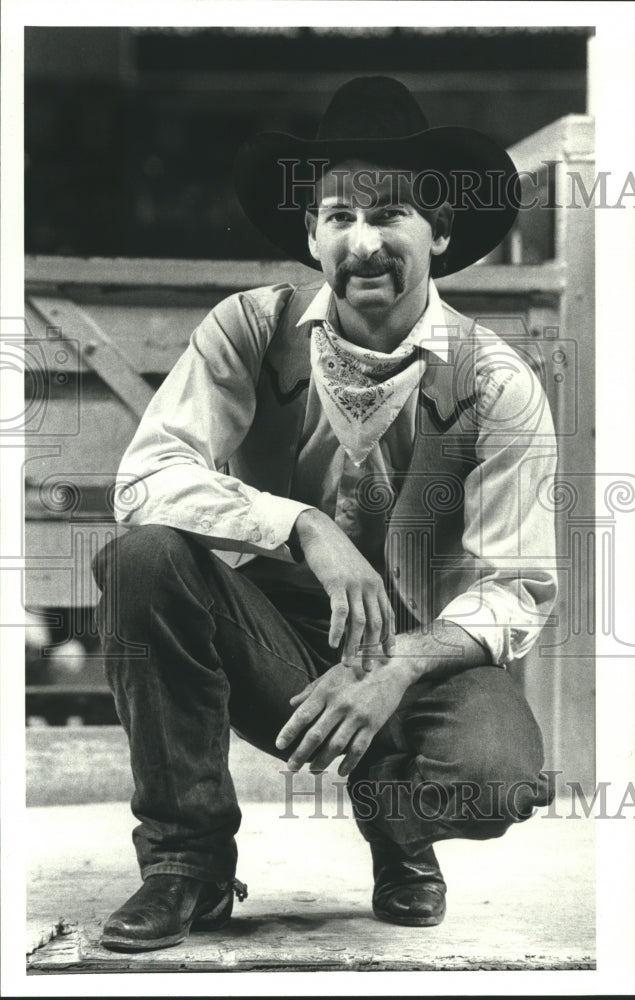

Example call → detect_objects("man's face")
306 159 451 314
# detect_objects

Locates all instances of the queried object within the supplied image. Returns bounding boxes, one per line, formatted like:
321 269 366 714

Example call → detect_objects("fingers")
357 593 385 672
329 576 396 666
286 721 330 772
379 591 397 656
276 662 378 775
286 712 368 776
328 589 349 649
288 681 317 707
341 593 366 668
275 698 322 755
338 731 372 777
342 586 396 676
374 588 396 661
346 658 368 681
308 721 358 774
277 678 357 773
294 723 371 777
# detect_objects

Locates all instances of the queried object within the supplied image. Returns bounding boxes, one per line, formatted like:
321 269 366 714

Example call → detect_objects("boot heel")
192 878 248 931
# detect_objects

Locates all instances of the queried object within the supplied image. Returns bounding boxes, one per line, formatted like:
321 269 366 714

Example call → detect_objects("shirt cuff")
246 493 315 556
436 592 508 665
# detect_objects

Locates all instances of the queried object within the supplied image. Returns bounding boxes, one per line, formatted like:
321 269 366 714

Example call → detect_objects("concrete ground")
26 795 595 973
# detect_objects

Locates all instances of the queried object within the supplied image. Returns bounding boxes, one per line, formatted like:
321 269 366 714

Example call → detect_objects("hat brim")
234 126 519 277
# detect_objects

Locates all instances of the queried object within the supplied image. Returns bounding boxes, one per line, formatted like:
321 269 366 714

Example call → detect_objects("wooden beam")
26 256 317 290
26 256 566 295
29 296 155 420
508 114 594 167
437 263 565 295
126 68 586 96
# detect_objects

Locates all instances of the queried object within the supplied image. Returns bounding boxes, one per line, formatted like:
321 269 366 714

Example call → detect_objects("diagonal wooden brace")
29 296 156 421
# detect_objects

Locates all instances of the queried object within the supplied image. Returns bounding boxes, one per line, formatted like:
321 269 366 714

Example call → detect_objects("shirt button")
250 529 262 542
408 598 417 609
200 519 211 531
392 566 400 579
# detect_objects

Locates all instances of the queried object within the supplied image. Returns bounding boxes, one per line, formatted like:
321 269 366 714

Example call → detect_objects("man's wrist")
375 646 420 688
288 507 322 561
389 622 489 685
287 526 304 563
395 652 424 687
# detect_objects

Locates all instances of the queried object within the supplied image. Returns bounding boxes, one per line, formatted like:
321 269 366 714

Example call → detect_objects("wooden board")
26 798 595 973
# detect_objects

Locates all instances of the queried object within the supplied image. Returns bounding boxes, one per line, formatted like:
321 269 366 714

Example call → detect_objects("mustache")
333 254 405 297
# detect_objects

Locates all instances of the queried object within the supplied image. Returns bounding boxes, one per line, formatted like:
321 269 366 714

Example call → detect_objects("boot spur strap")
232 877 248 902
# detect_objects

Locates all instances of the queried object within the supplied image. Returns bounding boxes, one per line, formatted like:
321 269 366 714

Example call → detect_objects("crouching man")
93 76 557 952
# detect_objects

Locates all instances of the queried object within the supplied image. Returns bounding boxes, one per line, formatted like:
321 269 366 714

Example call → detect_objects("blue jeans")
92 524 552 884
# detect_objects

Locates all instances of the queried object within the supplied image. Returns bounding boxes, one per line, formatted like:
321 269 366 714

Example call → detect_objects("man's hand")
292 509 395 677
275 659 414 776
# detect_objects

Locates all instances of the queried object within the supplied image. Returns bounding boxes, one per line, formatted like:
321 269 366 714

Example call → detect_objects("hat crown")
234 74 518 278
316 76 430 141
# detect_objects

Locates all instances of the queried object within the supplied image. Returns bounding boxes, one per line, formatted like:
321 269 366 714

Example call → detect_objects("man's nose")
349 218 382 259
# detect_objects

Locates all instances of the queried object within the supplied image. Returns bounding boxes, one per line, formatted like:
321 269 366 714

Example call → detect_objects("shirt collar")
295 278 451 363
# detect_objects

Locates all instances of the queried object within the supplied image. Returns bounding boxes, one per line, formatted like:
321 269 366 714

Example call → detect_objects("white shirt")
115 280 558 664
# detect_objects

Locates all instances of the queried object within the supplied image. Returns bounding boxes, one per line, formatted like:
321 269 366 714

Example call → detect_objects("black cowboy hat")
234 76 519 278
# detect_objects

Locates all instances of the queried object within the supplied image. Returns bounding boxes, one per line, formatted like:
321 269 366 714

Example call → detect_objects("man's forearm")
391 621 491 686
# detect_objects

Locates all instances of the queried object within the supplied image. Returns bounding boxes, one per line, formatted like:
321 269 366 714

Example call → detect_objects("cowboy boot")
100 873 248 952
370 840 447 927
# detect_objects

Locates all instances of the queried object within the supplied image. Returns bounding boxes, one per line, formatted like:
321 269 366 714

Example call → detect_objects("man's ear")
430 202 453 258
305 210 320 262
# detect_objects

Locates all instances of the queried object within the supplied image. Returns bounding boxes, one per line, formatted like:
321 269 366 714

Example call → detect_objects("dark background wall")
25 25 592 260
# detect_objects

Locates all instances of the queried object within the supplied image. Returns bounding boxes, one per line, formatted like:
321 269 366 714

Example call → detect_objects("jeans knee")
446 739 550 833
92 525 188 594
93 525 206 656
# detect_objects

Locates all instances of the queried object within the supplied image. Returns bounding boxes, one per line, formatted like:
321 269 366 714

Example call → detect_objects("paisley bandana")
310 321 426 466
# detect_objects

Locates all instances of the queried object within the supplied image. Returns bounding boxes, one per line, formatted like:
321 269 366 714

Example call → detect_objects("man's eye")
327 212 354 223
379 209 405 220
